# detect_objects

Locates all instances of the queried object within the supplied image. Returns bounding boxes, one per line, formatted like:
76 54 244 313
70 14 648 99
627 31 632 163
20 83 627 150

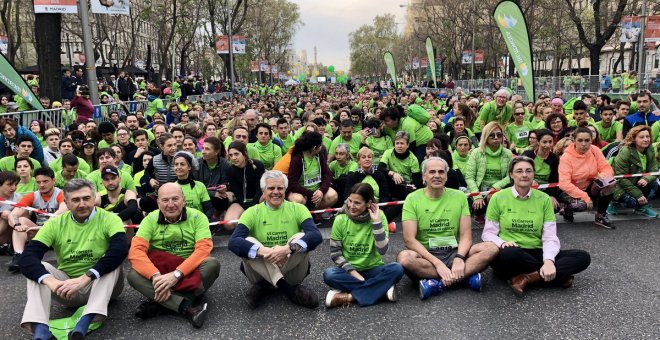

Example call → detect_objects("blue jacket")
601 75 611 89
0 126 44 164
623 111 660 137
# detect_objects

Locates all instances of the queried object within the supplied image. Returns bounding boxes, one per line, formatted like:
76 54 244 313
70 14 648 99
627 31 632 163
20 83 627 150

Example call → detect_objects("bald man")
127 183 220 328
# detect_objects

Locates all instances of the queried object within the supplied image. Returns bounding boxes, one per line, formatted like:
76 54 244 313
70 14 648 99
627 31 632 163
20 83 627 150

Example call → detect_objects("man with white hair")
474 89 513 133
243 109 260 143
228 170 323 309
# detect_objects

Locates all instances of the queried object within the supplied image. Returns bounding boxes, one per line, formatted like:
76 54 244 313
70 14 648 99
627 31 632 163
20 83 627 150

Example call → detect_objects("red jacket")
287 151 332 200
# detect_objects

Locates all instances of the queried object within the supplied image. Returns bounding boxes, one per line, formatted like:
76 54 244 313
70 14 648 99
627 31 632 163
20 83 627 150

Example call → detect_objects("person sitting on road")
464 122 513 224
95 165 141 239
345 146 390 205
558 126 616 229
521 129 562 211
172 151 213 218
248 123 282 170
0 135 42 172
397 157 498 300
7 167 68 274
329 143 358 202
55 153 89 189
85 147 137 194
18 179 127 340
323 183 403 308
482 157 591 296
228 170 323 309
0 171 21 253
127 183 220 328
287 131 338 210
608 126 658 217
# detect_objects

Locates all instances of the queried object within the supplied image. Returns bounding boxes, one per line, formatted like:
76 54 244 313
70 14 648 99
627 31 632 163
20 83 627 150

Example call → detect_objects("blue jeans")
323 263 404 306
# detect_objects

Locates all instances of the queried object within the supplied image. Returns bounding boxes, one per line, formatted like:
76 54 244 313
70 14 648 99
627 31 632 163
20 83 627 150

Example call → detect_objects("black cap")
101 165 119 177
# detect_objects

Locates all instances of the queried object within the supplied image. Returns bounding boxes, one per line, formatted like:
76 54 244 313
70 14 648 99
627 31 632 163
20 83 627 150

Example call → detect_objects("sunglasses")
488 132 504 139
515 112 525 116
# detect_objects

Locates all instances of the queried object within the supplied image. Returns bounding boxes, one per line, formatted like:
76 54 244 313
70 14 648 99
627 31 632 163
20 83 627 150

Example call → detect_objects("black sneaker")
135 300 171 319
288 284 319 309
7 253 20 273
244 281 272 309
563 207 574 223
0 243 11 256
183 302 208 328
595 213 616 229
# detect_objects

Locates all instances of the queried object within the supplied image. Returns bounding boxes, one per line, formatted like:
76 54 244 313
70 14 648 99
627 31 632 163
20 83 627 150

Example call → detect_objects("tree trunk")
34 13 62 102
612 42 624 74
588 46 601 75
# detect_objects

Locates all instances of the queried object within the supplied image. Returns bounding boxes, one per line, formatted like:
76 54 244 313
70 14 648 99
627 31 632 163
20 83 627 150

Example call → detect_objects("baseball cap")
101 165 119 178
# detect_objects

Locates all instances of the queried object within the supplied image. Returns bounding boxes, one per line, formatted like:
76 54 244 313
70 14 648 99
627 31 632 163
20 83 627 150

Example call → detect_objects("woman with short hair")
482 157 591 296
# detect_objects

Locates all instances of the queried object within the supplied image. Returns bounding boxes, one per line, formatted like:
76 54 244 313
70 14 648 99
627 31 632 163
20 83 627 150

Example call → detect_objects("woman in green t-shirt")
15 157 37 195
482 157 591 296
464 121 513 223
608 126 659 217
329 143 357 202
173 151 212 216
323 183 403 307
248 123 282 170
522 129 561 210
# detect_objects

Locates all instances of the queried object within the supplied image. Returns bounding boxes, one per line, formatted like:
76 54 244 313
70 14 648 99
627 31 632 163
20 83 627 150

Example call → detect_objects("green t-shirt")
17 178 37 195
361 174 380 199
86 169 137 192
452 150 469 174
33 209 125 277
134 170 145 189
248 141 282 170
505 121 533 148
365 136 394 166
50 156 91 174
177 181 211 212
652 121 660 143
278 134 296 152
592 121 622 143
486 188 555 249
55 169 89 189
380 149 420 182
328 160 358 179
402 188 470 250
638 151 646 170
483 150 503 190
0 156 41 172
136 208 212 259
533 155 551 184
330 211 388 271
623 77 638 94
300 154 322 191
329 135 362 159
238 200 312 247
611 76 622 90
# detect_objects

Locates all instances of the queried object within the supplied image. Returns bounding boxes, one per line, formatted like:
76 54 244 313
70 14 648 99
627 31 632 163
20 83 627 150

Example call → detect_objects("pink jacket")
558 144 614 203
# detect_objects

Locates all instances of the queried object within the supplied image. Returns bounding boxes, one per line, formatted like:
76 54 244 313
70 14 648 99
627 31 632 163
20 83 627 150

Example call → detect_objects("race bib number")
304 175 321 187
516 130 529 140
429 236 458 250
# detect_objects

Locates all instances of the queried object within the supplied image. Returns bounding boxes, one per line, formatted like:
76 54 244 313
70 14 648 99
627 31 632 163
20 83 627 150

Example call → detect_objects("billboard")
215 35 247 54
462 50 485 64
34 0 78 14
250 61 259 72
91 0 130 15
0 36 7 55
621 16 642 43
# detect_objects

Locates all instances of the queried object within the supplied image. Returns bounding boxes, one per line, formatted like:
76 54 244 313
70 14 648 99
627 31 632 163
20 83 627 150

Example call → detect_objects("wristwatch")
289 243 300 254
85 270 97 280
455 254 467 262
173 269 183 281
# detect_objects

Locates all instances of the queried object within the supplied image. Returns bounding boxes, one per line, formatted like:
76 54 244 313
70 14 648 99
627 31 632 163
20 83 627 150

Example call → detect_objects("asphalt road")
0 210 658 339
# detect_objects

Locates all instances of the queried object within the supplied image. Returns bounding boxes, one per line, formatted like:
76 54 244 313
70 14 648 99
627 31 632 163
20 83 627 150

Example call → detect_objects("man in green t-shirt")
86 148 136 193
95 165 140 237
329 119 362 161
228 170 323 309
18 179 127 340
397 157 498 299
127 183 220 328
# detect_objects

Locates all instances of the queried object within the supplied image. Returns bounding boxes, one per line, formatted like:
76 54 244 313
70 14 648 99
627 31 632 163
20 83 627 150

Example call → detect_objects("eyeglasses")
514 112 525 116
488 132 503 139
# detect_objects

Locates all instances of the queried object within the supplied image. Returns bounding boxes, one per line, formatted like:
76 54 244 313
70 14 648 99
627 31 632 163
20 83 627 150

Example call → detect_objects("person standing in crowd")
128 183 220 328
61 69 78 100
18 179 127 340
558 126 616 229
474 89 512 133
482 157 591 296
229 170 323 309
397 157 498 299
323 183 403 308
71 86 94 124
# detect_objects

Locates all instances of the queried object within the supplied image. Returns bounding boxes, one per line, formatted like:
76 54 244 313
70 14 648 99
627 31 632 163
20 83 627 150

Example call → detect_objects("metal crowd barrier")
187 92 233 102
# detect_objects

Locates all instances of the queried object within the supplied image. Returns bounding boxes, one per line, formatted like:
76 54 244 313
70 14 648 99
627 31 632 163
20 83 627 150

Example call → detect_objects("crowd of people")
0 73 659 339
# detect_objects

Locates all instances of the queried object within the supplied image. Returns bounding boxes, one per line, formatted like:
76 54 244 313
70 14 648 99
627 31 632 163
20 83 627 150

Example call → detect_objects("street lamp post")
78 0 99 105
636 0 647 88
226 1 235 92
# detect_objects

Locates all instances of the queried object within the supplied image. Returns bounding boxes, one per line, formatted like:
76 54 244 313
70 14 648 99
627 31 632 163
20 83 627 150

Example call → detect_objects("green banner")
493 0 535 102
425 37 436 87
383 51 397 88
0 52 43 110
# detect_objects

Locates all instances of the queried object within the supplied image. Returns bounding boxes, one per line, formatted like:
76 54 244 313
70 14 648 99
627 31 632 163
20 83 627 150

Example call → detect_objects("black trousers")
491 247 591 283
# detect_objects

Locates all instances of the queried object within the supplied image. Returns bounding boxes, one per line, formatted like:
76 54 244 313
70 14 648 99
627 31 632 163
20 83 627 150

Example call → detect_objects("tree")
34 12 62 103
203 0 249 81
349 14 398 78
0 0 25 65
563 0 628 75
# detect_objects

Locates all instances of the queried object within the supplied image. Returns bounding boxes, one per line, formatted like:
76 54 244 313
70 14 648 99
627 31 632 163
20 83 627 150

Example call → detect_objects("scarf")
177 176 195 188
340 200 371 224
393 149 411 160
357 165 376 175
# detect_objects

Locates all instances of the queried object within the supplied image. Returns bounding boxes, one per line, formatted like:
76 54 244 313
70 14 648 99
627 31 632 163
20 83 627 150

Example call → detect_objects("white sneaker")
325 289 341 307
386 285 397 302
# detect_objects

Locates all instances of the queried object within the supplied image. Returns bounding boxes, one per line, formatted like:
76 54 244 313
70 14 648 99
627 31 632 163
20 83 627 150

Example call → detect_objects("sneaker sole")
594 221 616 229
325 290 340 307
190 303 208 328
386 286 397 302
633 210 658 218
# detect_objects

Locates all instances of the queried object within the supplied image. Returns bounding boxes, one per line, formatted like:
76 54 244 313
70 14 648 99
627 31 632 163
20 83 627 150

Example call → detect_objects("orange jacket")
558 144 614 203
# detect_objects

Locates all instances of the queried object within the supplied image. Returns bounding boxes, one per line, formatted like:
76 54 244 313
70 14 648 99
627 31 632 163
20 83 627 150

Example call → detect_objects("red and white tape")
2 171 658 228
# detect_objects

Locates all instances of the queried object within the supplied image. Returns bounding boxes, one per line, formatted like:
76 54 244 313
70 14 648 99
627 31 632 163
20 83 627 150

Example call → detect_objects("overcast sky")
290 0 407 72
